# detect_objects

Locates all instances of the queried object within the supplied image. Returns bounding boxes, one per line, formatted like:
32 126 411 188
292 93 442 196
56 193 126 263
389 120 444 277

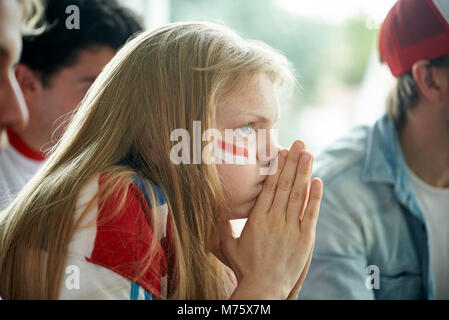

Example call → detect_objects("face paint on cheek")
215 138 249 165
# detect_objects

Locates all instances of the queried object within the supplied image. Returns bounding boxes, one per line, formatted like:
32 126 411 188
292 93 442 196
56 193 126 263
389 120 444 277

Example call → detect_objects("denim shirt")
300 115 434 300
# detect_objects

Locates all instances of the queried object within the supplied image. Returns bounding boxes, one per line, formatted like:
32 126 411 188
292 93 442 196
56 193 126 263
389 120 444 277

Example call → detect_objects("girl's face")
216 73 280 220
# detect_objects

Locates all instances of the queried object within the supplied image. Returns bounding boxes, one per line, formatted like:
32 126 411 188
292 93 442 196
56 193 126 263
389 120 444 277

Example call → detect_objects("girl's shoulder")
64 172 174 299
72 172 170 239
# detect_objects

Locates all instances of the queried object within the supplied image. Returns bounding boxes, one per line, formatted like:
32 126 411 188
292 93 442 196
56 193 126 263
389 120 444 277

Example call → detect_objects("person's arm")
299 186 375 300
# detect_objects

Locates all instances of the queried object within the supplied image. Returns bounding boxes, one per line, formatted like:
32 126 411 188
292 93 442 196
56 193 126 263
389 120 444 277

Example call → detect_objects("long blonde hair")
0 22 294 299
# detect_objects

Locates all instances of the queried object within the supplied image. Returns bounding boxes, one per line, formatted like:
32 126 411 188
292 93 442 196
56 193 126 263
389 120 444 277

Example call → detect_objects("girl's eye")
238 123 254 136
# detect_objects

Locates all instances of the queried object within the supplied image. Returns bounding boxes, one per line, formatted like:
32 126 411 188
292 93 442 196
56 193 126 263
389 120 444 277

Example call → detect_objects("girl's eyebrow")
222 112 269 124
220 100 280 123
236 109 280 123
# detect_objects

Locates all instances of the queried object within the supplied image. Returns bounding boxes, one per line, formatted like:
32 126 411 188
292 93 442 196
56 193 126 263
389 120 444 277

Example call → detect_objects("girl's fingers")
251 150 287 214
300 178 323 236
286 151 313 223
271 141 305 215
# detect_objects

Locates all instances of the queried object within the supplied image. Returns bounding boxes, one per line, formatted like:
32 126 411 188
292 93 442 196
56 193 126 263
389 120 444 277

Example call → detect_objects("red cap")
379 0 449 77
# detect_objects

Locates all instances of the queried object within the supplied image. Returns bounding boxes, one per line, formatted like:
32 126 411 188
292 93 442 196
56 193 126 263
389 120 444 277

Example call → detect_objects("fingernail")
302 152 311 162
293 141 304 151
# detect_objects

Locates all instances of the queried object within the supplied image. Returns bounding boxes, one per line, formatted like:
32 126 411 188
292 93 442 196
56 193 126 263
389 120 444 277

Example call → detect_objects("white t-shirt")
0 131 44 210
407 167 449 300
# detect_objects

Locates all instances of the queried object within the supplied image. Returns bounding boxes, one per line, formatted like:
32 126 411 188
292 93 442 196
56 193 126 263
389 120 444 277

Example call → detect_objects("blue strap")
130 282 154 300
144 290 153 300
130 282 139 300
86 169 161 300
129 176 164 301
131 176 167 209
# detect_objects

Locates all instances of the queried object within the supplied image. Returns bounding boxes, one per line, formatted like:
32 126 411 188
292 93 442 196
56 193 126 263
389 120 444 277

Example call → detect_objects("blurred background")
122 0 398 154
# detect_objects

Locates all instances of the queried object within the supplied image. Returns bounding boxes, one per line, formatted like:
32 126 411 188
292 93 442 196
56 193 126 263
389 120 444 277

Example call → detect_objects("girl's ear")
412 60 448 104
14 63 43 105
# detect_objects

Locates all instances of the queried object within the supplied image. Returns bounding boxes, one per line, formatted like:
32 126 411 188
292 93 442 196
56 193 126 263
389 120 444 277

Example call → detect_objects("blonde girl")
0 22 323 299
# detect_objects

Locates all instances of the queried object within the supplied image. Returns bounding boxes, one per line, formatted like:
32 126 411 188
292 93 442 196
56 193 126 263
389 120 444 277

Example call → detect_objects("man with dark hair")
300 0 449 299
0 0 143 209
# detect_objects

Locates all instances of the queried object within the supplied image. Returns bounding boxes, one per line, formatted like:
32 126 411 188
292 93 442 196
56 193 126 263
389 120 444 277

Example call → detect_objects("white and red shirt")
0 130 46 210
59 173 175 300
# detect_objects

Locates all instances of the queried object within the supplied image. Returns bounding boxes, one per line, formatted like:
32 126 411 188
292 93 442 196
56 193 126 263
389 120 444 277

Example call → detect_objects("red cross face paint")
215 138 250 165
170 122 279 174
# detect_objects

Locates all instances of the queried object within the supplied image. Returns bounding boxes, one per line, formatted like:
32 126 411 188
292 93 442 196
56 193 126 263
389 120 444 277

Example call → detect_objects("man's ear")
412 60 447 104
14 64 43 105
